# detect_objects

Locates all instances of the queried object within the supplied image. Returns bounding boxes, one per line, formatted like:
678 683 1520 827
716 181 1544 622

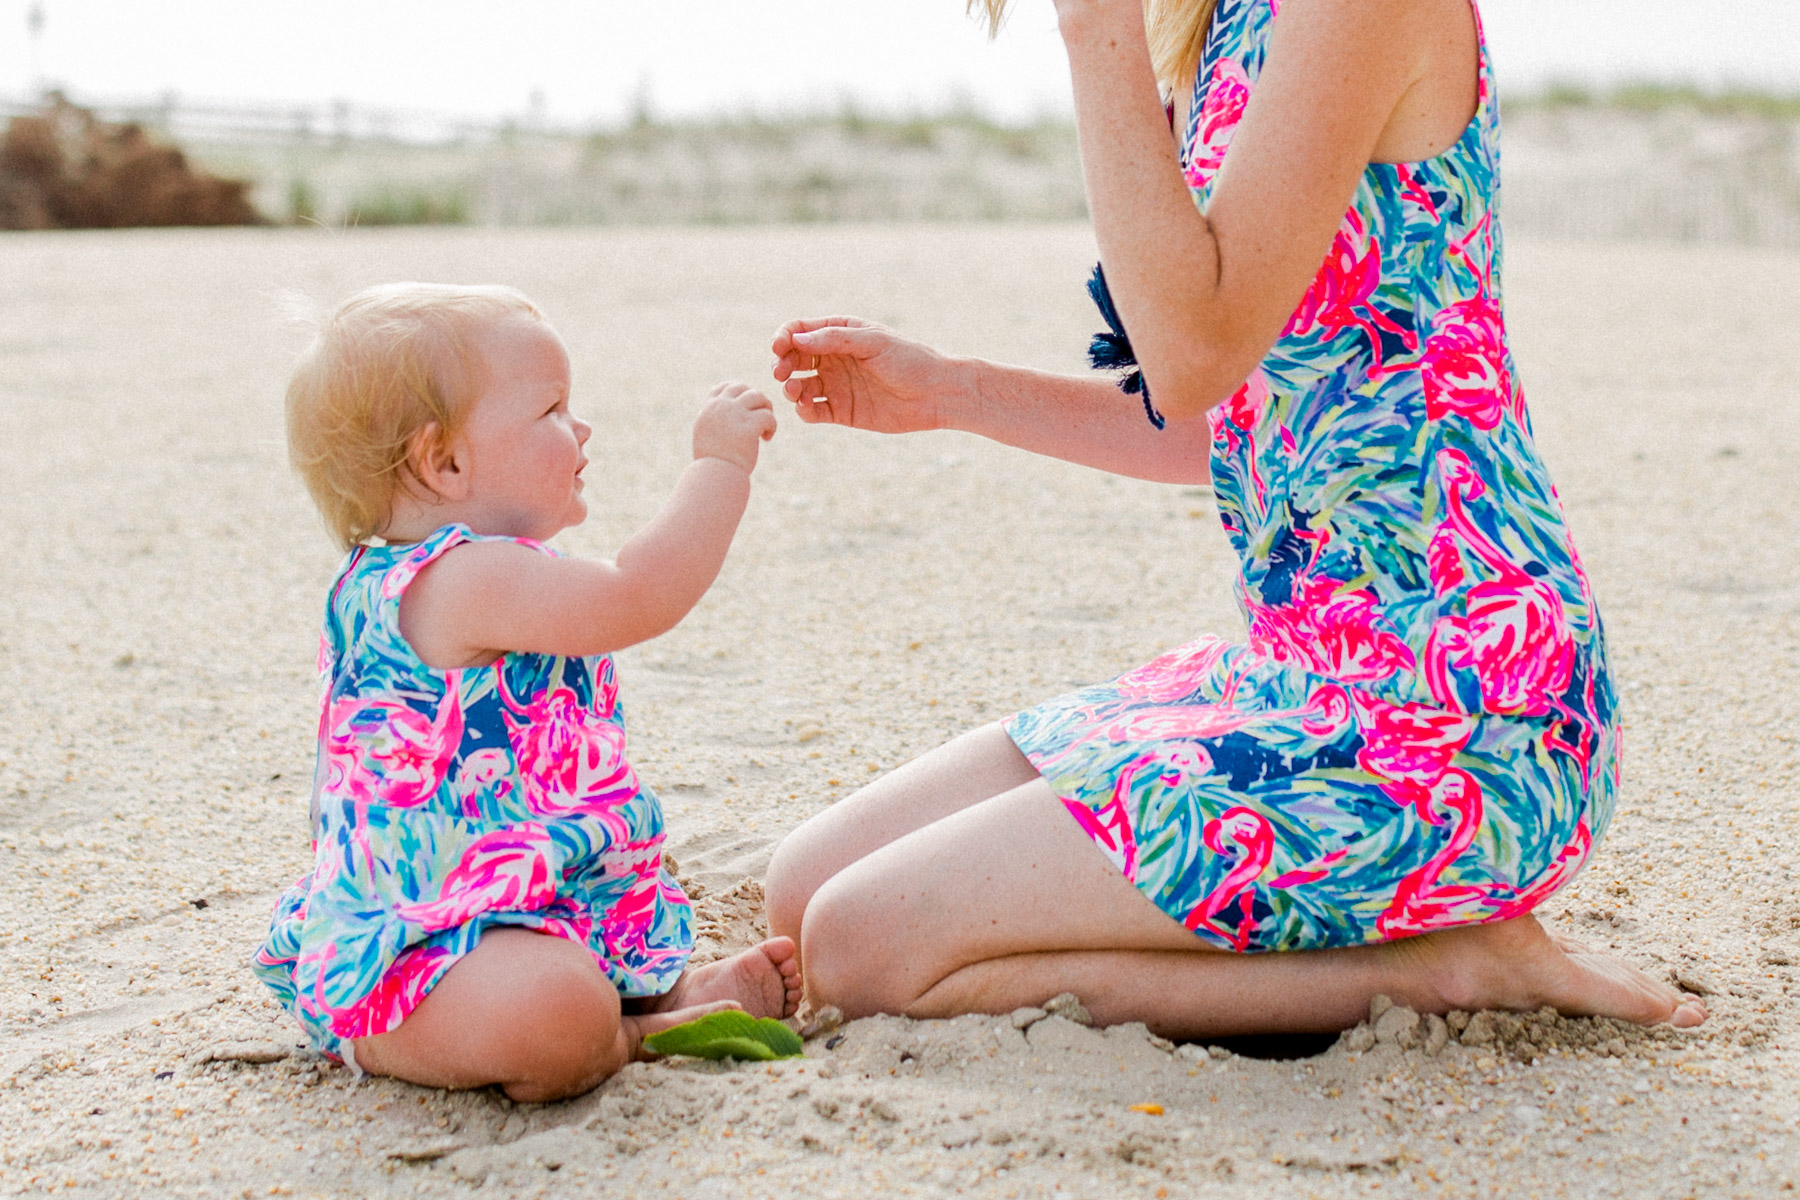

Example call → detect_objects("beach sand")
0 224 1796 1197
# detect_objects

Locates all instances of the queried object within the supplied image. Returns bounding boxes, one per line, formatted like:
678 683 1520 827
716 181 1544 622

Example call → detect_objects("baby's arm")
402 384 776 667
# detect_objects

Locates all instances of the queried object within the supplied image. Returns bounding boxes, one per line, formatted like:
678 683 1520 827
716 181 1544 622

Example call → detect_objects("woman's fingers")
772 318 885 379
773 317 861 376
782 374 827 405
789 325 883 360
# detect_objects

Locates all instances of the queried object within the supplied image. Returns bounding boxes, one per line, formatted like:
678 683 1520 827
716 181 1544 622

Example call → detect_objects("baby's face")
459 316 591 541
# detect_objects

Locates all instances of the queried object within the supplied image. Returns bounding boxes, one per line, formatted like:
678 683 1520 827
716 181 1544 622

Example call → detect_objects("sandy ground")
0 223 1796 1199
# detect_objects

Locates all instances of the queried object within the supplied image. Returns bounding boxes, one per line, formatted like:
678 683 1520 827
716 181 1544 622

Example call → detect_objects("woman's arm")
1057 0 1454 420
960 358 1213 484
773 318 1211 484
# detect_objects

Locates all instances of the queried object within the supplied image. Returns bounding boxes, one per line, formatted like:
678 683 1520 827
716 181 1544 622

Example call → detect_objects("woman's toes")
1671 997 1708 1028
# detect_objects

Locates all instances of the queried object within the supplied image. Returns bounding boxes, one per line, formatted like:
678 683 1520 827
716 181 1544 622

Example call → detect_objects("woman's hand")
770 317 966 435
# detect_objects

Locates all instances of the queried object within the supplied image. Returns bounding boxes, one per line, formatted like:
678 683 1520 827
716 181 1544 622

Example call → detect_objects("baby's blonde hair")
970 0 1218 95
286 283 544 549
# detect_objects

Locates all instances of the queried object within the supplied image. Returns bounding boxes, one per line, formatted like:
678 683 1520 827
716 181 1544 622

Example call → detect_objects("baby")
254 283 799 1101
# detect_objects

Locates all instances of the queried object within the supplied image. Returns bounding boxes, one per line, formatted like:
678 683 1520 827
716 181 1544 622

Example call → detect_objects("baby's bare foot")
655 937 802 1019
1392 915 1707 1028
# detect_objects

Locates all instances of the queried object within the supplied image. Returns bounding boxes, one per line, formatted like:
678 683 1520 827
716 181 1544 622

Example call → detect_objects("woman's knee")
764 827 829 944
798 874 911 1018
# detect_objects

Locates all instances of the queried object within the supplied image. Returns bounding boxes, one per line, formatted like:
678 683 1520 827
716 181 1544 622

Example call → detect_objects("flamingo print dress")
255 524 693 1062
1004 0 1616 952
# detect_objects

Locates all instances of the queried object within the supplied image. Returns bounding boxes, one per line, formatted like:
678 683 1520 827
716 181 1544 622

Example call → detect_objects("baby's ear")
406 422 468 501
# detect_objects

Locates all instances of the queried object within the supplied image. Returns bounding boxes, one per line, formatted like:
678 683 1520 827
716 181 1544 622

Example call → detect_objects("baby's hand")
693 383 777 475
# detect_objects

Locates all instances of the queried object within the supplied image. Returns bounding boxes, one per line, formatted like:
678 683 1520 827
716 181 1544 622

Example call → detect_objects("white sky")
1 1 1796 126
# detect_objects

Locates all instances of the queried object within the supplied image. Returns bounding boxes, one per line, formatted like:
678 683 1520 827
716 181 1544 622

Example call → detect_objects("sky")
1 0 1797 129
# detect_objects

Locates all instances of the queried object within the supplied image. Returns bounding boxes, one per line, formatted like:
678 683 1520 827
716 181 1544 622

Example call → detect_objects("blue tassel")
1086 262 1165 430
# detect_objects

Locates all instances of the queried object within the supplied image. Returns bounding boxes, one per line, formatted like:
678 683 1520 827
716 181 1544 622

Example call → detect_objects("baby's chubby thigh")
353 926 630 1103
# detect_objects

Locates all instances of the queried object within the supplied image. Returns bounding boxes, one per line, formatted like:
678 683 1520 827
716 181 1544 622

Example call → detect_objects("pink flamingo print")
1283 207 1417 376
1490 821 1593 920
321 683 464 809
1064 752 1188 882
330 943 454 1039
598 873 663 960
1351 691 1477 818
1242 525 1416 685
1351 695 1498 935
1394 164 1441 220
391 825 560 933
1424 450 1575 717
1420 296 1516 429
1185 806 1276 951
452 747 516 816
1268 847 1351 890
1376 768 1497 938
497 668 639 834
1114 638 1231 703
1184 58 1252 188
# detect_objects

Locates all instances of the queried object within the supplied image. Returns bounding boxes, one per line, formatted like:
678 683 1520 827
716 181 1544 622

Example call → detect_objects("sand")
0 223 1795 1198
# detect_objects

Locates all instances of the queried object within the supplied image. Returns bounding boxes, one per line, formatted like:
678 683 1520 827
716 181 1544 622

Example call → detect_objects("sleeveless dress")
1004 0 1617 952
254 523 693 1062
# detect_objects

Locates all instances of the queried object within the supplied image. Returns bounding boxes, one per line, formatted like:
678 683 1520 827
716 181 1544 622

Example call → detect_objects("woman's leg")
800 782 1706 1036
763 722 1037 945
351 928 739 1103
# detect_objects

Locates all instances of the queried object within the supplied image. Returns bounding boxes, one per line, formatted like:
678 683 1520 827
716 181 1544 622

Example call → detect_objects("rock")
386 1138 465 1163
1369 993 1395 1024
1459 1011 1499 1047
443 1148 491 1183
1373 1004 1421 1049
1445 1010 1471 1036
1342 1024 1377 1053
1423 1013 1451 1056
1147 1034 1176 1053
1043 993 1093 1027
800 1006 844 1039
1175 1043 1209 1064
1760 945 1795 967
1206 1044 1234 1061
1010 1006 1048 1031
1672 967 1716 997
191 1041 289 1066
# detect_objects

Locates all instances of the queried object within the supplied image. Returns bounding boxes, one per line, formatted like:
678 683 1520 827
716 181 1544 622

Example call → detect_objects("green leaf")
641 1010 804 1061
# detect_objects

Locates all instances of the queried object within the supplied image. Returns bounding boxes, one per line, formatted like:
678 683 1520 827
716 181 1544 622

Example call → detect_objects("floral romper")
255 523 693 1062
1005 0 1617 951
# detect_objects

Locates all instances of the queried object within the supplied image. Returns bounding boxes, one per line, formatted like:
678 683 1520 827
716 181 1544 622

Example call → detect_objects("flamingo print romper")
255 524 693 1062
1004 0 1616 952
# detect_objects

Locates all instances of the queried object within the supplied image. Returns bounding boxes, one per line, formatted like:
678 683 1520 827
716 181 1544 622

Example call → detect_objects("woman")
763 0 1704 1037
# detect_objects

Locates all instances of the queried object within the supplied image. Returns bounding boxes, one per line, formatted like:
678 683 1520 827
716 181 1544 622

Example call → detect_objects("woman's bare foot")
653 937 803 1019
1391 914 1707 1028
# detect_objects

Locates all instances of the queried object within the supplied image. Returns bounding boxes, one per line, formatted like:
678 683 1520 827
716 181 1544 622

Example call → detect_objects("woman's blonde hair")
970 0 1219 95
285 282 544 549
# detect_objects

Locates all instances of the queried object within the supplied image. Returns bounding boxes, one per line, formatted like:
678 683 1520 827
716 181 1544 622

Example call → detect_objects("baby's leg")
352 927 735 1103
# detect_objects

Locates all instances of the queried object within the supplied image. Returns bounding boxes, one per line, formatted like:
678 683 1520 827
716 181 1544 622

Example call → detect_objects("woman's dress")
1004 0 1617 951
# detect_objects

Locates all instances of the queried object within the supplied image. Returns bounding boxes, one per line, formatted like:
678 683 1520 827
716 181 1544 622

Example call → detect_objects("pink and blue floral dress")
255 524 692 1062
1005 0 1616 951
